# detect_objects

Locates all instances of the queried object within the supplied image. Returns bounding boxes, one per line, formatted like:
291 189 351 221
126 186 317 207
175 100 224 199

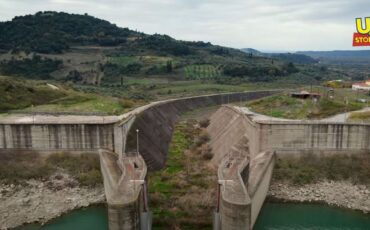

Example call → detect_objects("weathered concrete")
209 105 369 230
121 91 278 170
0 91 280 230
0 91 277 157
217 151 275 230
99 149 146 230
209 106 275 230
237 107 370 155
0 124 115 152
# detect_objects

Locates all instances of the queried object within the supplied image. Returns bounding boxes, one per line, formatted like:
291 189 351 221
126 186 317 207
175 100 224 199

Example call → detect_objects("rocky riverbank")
268 180 370 214
0 173 105 230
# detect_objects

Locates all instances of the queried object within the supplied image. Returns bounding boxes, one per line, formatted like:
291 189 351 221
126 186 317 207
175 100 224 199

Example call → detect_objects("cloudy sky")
0 0 368 51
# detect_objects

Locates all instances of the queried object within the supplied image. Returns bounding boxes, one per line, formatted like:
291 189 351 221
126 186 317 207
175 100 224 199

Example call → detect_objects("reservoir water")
16 203 370 230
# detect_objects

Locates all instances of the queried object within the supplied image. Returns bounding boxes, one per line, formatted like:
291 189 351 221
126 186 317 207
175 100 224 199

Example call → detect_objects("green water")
254 203 370 230
17 203 370 230
15 206 108 230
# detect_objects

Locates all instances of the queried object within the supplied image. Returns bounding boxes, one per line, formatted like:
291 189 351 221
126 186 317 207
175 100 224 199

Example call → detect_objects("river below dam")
15 203 370 230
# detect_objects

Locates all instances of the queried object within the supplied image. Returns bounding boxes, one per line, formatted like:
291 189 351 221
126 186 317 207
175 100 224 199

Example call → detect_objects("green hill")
0 11 139 54
297 50 370 66
0 12 347 87
241 48 318 64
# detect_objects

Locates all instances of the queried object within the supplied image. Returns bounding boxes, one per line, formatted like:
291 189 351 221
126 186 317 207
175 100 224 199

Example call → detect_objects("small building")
291 91 321 99
352 80 370 91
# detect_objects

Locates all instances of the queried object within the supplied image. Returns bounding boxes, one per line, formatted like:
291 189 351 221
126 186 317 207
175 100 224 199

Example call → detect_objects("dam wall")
0 90 278 160
208 106 260 164
217 150 275 230
248 153 275 228
0 123 115 152
210 106 276 230
123 90 277 170
210 105 369 230
257 121 370 155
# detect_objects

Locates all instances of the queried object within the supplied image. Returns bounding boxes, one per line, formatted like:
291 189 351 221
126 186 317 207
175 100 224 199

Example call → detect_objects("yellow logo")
356 17 370 35
353 17 370 46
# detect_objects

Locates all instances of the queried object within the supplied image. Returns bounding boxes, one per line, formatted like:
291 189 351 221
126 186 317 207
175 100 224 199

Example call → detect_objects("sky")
0 0 369 51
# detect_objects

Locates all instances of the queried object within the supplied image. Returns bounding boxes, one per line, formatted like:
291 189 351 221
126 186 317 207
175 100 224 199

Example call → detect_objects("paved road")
241 106 370 123
321 107 370 123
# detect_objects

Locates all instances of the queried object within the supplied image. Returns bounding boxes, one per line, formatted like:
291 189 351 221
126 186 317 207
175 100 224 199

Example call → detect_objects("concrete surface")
209 105 369 230
3 91 368 230
238 106 370 155
210 106 276 230
0 124 115 152
99 149 146 230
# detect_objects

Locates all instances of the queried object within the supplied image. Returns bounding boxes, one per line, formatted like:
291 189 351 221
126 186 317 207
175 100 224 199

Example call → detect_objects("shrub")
77 169 103 187
119 99 135 108
199 119 210 128
0 151 54 184
273 153 370 186
46 152 102 187
201 145 213 160
194 131 210 147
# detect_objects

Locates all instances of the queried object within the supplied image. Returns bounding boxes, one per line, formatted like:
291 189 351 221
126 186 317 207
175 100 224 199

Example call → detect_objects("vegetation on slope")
349 111 370 122
0 152 102 187
0 76 66 112
246 90 365 119
273 154 370 186
0 55 62 79
0 11 138 53
184 64 221 80
0 11 345 85
268 53 318 64
0 76 136 115
241 49 318 64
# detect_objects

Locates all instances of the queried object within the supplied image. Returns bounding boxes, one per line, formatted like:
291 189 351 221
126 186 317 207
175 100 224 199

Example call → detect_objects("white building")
352 80 370 91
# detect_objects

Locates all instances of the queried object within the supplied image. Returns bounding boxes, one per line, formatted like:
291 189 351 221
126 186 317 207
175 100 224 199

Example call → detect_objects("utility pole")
32 104 35 124
136 129 139 156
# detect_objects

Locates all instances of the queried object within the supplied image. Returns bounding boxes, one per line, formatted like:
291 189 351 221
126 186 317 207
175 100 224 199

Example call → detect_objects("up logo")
353 17 370 46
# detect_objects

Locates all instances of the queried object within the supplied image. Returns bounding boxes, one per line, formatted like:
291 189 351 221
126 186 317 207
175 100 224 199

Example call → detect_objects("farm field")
184 64 221 80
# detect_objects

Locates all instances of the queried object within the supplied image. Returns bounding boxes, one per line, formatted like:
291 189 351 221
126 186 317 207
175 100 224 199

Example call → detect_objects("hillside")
0 11 344 87
298 50 370 59
241 48 318 64
0 11 140 54
0 76 134 115
297 50 370 80
0 76 65 112
298 50 370 67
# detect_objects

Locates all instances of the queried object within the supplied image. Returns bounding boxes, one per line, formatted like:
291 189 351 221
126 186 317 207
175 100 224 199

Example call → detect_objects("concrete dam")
0 90 369 230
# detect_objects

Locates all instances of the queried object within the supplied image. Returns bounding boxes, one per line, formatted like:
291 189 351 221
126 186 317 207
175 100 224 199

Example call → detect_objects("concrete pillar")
108 202 140 230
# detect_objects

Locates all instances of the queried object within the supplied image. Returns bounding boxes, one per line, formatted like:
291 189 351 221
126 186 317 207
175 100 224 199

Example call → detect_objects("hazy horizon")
0 0 369 51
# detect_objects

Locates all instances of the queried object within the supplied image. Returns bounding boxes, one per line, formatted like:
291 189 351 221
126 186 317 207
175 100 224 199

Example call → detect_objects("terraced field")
109 55 173 66
184 65 222 80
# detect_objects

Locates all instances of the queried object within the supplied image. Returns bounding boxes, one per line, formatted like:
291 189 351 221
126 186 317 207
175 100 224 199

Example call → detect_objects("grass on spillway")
148 120 216 229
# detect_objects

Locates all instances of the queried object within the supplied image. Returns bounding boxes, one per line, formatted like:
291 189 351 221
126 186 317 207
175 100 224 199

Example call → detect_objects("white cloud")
0 0 368 51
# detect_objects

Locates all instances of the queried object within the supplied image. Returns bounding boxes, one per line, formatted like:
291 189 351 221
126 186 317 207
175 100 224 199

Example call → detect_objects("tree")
166 61 173 73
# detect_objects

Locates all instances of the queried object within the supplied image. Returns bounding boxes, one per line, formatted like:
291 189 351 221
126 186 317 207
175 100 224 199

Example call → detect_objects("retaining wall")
0 124 115 152
0 91 278 161
210 106 370 230
257 121 370 155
